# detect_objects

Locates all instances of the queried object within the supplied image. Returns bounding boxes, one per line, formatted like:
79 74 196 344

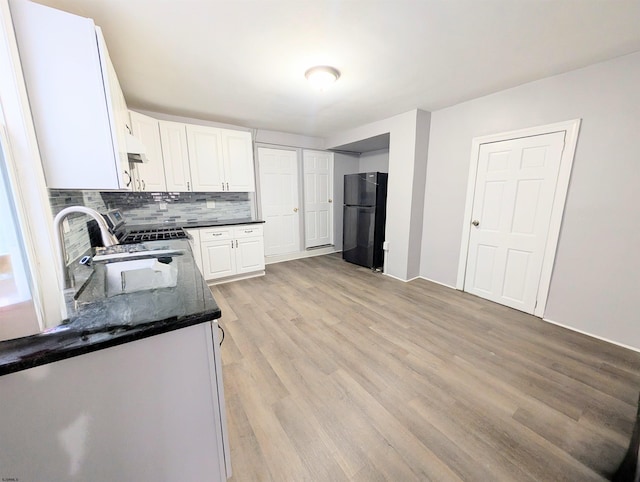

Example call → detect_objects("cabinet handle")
212 232 222 237
124 170 132 187
142 179 146 191
187 181 190 191
136 179 141 191
235 240 238 248
226 182 229 191
231 240 234 249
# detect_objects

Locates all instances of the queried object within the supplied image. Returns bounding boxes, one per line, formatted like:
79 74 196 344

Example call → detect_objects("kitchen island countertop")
0 239 220 377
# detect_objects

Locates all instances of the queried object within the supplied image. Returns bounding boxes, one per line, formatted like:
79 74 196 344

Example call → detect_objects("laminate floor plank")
210 254 640 481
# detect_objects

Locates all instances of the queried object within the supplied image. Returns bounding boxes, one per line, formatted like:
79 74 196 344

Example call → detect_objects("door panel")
303 150 333 248
201 240 235 279
160 121 192 192
342 205 376 268
221 129 255 192
464 132 565 313
186 126 224 192
129 111 166 191
258 148 300 256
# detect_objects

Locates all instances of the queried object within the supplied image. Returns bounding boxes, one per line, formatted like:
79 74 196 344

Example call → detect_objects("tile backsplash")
100 191 252 225
49 190 254 264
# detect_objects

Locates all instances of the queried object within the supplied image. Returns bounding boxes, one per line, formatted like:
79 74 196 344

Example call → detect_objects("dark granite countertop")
123 218 264 231
0 239 221 377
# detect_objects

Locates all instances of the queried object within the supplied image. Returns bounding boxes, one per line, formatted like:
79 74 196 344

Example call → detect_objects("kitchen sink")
73 248 184 302
104 257 178 297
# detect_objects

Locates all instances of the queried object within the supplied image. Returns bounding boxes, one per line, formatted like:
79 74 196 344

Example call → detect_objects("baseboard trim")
265 247 338 265
543 317 640 353
418 276 457 290
206 271 265 286
382 272 420 283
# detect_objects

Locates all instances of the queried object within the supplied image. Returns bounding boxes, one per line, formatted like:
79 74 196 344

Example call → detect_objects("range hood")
126 132 147 163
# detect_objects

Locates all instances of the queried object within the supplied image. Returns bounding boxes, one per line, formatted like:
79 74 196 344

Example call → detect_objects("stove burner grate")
119 227 188 244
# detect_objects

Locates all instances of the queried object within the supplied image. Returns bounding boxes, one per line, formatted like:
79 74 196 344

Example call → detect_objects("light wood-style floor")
211 254 640 481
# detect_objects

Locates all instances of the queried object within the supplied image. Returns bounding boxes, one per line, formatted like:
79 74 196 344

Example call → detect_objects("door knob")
328 199 333 203
472 220 480 227
293 207 298 212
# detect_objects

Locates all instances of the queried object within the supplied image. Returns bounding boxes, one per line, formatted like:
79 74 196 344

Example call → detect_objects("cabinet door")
159 121 192 192
10 0 123 189
129 111 167 191
220 129 255 192
235 237 265 275
201 239 236 280
96 27 131 190
186 126 225 192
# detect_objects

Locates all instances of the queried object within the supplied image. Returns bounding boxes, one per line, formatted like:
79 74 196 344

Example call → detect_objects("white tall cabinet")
10 0 132 190
129 110 167 192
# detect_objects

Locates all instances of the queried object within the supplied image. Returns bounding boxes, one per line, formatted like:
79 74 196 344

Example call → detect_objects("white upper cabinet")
10 0 131 190
185 125 225 192
221 129 255 192
129 111 167 192
185 125 255 192
159 120 192 192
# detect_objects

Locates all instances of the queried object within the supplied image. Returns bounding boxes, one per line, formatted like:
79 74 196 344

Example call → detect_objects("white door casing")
257 147 300 256
303 150 334 249
457 119 581 317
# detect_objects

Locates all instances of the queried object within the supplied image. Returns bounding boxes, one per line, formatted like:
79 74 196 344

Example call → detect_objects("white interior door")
303 150 334 249
464 131 565 314
258 147 300 256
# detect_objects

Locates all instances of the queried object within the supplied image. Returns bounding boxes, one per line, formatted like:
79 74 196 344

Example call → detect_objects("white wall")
359 149 389 173
420 51 640 350
327 109 430 280
333 152 360 251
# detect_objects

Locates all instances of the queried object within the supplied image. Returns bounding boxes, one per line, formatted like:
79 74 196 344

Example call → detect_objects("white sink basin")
105 258 177 297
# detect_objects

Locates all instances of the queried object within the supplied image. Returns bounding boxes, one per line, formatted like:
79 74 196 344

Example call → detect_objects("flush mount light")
305 65 340 90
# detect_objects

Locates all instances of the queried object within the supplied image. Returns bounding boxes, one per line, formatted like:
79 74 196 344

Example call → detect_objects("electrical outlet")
206 200 216 209
62 218 70 233
158 202 168 211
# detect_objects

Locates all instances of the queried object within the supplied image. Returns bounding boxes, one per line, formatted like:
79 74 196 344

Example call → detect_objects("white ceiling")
31 0 640 138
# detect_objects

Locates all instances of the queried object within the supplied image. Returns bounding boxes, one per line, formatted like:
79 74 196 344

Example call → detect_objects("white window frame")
1 0 63 328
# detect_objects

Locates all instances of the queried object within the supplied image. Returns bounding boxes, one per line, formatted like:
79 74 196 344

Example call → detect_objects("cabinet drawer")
200 227 233 241
233 225 263 238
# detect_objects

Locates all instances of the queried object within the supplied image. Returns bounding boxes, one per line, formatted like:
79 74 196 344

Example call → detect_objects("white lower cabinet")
196 224 265 282
0 322 230 480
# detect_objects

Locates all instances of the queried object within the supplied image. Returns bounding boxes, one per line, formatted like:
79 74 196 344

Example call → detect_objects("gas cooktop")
99 209 189 245
118 227 188 244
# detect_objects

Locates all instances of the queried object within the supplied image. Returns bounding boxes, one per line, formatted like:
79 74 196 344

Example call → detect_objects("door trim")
456 119 581 317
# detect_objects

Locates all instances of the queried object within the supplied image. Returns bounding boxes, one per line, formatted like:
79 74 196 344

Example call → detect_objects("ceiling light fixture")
305 65 340 91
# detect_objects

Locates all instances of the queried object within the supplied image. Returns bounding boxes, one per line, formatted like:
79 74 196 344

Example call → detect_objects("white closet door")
303 150 334 249
464 131 565 314
257 148 300 256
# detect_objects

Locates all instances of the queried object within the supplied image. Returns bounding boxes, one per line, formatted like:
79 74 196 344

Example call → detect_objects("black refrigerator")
342 172 388 269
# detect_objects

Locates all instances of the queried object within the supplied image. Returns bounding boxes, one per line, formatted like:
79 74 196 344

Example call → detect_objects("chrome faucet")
53 206 119 289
